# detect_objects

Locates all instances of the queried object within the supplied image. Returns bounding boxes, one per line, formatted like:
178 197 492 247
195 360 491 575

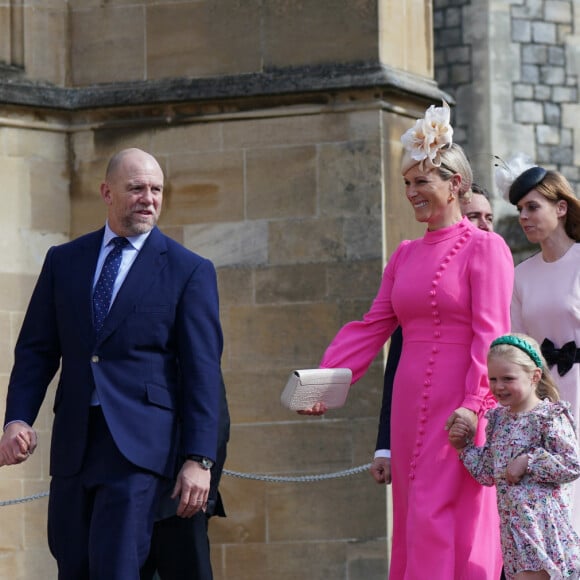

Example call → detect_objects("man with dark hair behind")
141 376 230 580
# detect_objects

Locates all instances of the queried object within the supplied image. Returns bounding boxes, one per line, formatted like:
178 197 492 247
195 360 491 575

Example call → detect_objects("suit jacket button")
91 355 99 363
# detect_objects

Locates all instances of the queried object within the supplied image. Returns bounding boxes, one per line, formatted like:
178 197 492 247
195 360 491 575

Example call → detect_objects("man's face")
101 150 164 237
462 194 493 232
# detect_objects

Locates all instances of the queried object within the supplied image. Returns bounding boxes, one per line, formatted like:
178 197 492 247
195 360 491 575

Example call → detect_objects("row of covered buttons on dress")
408 227 473 481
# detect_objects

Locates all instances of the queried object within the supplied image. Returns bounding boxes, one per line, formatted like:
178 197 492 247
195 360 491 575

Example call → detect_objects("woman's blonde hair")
534 171 580 241
488 333 560 402
438 143 473 199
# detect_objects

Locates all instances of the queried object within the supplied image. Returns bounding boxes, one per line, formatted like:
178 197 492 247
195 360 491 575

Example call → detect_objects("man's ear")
100 182 112 205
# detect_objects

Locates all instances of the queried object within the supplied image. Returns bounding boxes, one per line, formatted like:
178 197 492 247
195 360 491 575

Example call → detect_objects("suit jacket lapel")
96 227 168 343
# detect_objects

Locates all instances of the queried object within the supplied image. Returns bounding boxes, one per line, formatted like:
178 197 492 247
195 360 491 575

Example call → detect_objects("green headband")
490 335 543 369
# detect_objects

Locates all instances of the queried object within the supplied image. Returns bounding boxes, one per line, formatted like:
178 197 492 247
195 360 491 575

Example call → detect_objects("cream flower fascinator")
401 100 453 173
493 152 544 204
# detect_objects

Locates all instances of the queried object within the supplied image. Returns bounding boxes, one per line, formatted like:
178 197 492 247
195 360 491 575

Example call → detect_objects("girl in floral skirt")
449 333 580 579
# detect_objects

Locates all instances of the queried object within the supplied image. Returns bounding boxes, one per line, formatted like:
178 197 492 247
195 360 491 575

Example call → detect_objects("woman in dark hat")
503 163 580 533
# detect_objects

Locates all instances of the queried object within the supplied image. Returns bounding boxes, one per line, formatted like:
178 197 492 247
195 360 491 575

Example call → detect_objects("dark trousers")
140 512 213 580
48 407 165 580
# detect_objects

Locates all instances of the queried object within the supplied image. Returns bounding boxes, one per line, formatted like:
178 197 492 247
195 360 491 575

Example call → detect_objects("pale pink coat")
511 244 580 535
321 218 514 579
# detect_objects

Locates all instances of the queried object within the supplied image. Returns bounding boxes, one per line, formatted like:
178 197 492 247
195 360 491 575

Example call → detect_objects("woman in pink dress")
497 162 580 533
307 103 514 578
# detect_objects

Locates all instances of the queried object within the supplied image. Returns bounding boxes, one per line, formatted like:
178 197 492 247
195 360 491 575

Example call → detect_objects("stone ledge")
0 62 451 111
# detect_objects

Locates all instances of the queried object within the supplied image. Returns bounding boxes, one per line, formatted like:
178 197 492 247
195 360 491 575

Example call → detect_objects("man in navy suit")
0 148 223 580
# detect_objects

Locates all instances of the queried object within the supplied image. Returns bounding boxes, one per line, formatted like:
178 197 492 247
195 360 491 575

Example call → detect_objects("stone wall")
433 0 580 262
0 113 68 579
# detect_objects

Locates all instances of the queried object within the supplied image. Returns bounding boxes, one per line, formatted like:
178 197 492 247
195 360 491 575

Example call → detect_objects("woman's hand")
370 457 391 484
297 402 327 416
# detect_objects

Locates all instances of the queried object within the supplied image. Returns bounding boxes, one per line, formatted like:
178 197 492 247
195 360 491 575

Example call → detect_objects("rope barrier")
222 463 372 483
0 463 372 506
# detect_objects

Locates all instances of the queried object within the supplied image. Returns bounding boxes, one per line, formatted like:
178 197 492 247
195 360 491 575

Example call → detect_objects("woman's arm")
320 242 409 383
463 233 514 412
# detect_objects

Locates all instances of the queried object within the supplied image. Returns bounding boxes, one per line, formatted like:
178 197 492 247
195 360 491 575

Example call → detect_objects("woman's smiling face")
403 165 461 231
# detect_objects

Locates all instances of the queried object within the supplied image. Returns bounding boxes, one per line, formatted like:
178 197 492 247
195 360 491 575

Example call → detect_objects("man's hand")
0 421 37 466
171 459 211 518
370 457 391 484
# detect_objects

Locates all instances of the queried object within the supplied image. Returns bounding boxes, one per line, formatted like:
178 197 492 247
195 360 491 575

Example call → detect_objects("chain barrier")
222 463 371 483
0 490 50 507
0 463 372 507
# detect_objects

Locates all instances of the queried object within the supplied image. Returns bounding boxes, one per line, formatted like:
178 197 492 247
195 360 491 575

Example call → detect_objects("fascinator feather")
493 153 539 203
401 101 453 173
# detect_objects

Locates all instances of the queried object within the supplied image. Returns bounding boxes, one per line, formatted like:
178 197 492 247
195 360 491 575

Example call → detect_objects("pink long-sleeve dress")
321 218 514 579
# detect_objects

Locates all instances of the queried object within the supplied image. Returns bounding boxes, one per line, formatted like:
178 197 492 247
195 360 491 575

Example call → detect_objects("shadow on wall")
496 216 538 266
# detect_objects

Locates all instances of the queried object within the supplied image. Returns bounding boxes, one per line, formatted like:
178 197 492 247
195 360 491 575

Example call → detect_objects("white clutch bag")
281 368 352 411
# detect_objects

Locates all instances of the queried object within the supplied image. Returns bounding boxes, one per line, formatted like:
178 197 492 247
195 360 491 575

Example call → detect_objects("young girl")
449 333 580 579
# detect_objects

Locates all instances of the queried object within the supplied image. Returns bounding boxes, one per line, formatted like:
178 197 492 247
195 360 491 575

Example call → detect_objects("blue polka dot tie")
93 237 129 333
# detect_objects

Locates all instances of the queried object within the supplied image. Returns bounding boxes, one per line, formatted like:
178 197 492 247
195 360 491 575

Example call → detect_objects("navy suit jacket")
375 326 402 452
4 226 223 479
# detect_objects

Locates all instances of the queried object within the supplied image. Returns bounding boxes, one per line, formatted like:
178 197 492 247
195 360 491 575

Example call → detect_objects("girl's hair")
535 171 580 241
488 333 560 402
437 143 474 200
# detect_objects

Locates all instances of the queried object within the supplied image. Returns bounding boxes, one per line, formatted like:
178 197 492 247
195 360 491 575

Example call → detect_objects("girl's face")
487 355 541 414
516 189 566 245
403 165 461 231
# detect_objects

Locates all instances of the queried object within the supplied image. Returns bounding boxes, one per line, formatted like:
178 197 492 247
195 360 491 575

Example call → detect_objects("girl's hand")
444 407 478 433
0 422 36 466
506 454 528 484
445 411 476 451
370 457 391 484
448 421 472 450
